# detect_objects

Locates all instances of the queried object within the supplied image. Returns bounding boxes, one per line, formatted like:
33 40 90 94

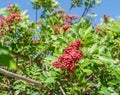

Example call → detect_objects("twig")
0 68 52 94
80 1 91 20
87 74 94 82
35 3 38 23
57 82 66 95
81 6 88 17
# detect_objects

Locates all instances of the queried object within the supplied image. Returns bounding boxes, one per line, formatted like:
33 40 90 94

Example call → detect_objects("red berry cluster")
8 4 14 11
54 9 79 35
53 40 83 73
103 14 109 22
57 9 79 24
64 14 79 24
55 23 71 34
57 9 65 13
95 25 103 32
0 5 21 35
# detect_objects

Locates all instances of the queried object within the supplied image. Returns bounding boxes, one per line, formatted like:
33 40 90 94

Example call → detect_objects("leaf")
108 27 120 34
51 35 57 40
45 77 54 83
42 71 52 78
91 59 103 65
84 27 92 37
95 0 103 5
9 60 17 70
83 69 93 76
78 28 84 37
14 90 20 95
83 27 92 40
0 45 16 70
81 58 91 67
99 46 106 54
108 80 119 86
98 56 117 64
89 43 98 54
114 69 120 79
45 56 56 61
99 86 111 95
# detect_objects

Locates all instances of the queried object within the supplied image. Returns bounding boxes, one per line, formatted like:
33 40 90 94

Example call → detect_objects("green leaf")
89 43 98 54
0 45 16 70
82 26 93 41
45 77 54 83
81 58 91 67
114 68 120 79
14 90 20 95
99 86 111 95
42 71 52 78
91 59 103 65
9 60 17 70
51 35 57 40
84 26 92 38
98 56 117 64
95 0 103 5
45 56 56 61
108 80 119 86
83 69 93 76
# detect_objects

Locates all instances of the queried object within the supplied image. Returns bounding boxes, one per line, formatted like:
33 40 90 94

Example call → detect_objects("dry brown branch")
0 68 54 94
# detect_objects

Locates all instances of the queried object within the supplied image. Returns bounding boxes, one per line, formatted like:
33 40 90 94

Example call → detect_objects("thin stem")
0 68 52 94
35 3 38 23
81 6 88 17
87 74 94 82
57 82 66 95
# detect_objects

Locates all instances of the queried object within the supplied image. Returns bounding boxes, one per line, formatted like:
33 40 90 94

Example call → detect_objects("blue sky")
0 0 120 24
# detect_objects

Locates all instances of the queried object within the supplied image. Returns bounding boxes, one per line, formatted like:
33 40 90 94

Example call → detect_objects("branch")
57 82 66 95
81 2 91 18
35 3 38 23
81 6 88 17
0 68 52 94
87 74 94 82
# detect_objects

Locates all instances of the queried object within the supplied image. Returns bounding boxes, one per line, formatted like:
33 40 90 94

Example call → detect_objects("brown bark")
0 68 53 94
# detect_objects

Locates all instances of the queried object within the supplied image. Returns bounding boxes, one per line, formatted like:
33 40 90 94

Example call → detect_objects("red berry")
53 40 83 73
8 4 14 11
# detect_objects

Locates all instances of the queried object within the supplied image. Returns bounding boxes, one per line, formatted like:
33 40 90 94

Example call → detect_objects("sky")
0 0 120 24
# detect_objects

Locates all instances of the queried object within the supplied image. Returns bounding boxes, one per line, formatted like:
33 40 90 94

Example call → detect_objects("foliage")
70 0 102 8
31 0 102 18
31 0 59 10
0 44 16 70
0 1 120 95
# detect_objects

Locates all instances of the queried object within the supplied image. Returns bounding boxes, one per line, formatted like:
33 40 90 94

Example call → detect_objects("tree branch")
57 82 66 95
87 74 94 82
81 6 88 17
81 1 92 18
0 68 52 94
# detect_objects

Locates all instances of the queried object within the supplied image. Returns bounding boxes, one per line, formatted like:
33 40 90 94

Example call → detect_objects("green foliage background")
0 0 120 94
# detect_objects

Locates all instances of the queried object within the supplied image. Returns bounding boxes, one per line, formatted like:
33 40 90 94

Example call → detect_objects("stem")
35 3 38 23
59 85 66 95
81 6 88 17
57 82 66 95
0 68 52 94
87 74 94 82
81 1 91 19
